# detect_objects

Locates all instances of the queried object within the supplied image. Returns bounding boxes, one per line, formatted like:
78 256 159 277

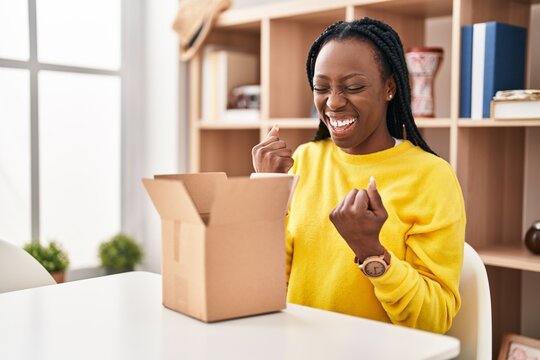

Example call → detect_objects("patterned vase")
405 47 444 118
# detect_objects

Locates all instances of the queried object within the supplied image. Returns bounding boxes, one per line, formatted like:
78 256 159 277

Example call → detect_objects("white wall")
123 0 186 274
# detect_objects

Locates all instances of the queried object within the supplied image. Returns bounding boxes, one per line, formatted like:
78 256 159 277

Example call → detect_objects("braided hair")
306 17 435 155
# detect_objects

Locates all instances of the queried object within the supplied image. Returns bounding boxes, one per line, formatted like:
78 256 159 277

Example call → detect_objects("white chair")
0 238 56 293
447 242 492 360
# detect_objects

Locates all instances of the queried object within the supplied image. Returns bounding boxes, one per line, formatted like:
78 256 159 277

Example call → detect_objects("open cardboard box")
143 172 296 322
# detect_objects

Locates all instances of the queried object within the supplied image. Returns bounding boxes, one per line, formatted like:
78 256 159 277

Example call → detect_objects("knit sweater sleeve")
370 162 465 334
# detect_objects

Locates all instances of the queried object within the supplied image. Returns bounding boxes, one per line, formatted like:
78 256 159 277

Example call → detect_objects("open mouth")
326 116 357 137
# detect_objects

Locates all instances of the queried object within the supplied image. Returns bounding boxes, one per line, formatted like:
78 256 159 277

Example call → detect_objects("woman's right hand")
252 125 294 173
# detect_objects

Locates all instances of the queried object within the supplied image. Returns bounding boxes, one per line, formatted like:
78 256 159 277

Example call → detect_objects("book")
459 25 473 118
461 22 527 118
490 90 540 120
202 47 259 122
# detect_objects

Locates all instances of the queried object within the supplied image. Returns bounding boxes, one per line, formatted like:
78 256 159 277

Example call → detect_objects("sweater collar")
330 139 415 165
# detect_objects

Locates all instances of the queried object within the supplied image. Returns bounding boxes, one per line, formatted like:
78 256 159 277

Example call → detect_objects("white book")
471 23 486 119
491 100 540 119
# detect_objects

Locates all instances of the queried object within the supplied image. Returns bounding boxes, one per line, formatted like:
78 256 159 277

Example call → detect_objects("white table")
0 271 459 360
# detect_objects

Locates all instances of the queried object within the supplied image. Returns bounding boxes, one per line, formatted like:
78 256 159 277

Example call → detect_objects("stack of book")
202 46 260 123
459 22 527 119
490 89 540 120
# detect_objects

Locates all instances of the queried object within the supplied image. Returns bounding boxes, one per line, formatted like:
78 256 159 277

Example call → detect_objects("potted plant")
23 240 70 283
98 233 143 274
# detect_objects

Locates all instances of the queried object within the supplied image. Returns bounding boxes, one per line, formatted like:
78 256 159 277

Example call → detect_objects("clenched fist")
252 125 294 173
329 177 389 263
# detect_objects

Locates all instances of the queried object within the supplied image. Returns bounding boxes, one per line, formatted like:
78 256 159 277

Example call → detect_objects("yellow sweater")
286 139 465 334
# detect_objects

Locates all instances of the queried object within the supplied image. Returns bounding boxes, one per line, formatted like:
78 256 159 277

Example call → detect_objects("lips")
325 115 357 138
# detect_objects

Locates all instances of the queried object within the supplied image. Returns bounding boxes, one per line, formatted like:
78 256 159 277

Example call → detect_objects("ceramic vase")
405 47 444 118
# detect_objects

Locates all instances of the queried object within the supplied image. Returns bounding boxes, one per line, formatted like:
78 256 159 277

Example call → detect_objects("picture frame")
498 333 540 360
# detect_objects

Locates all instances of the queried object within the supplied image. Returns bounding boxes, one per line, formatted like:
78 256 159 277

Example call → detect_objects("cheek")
313 95 325 112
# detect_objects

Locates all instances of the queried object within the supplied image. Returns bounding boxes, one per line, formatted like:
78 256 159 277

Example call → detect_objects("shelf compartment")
266 8 346 119
457 127 525 249
478 244 540 272
199 129 259 176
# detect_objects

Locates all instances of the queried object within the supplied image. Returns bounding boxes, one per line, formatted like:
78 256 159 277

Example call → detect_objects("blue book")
470 22 527 118
459 25 473 118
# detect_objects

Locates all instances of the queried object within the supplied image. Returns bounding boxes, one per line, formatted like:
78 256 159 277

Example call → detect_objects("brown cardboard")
143 172 295 322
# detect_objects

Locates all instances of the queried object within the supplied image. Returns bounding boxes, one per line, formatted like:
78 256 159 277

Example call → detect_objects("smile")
326 115 357 136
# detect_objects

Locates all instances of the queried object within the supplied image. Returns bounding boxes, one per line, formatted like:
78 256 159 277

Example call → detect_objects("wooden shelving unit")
186 0 540 355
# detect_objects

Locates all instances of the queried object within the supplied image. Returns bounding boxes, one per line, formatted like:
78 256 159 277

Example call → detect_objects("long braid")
306 17 436 155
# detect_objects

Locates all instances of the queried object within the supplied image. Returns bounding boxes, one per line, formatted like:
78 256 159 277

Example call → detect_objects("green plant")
23 241 70 273
98 233 143 270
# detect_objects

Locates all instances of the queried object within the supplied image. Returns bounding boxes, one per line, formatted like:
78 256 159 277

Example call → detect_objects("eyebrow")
313 73 367 81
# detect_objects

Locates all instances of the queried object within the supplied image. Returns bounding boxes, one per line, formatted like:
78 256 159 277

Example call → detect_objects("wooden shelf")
477 244 540 272
415 118 452 128
198 121 261 130
458 119 540 127
263 118 319 129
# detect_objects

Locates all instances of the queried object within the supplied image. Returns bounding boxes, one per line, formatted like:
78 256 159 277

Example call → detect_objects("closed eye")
313 87 329 93
346 86 364 92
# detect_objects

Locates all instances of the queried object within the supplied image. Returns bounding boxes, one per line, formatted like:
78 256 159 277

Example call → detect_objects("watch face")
363 260 387 277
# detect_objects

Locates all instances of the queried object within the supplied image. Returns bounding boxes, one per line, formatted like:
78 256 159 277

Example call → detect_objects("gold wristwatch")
354 251 391 277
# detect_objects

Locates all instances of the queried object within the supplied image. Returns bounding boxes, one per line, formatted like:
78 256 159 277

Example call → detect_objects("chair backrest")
447 242 492 360
0 238 56 293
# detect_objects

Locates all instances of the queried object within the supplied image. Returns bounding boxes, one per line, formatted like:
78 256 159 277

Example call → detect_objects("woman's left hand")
329 177 388 262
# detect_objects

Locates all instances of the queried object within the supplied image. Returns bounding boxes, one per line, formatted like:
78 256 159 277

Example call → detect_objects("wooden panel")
199 130 260 176
277 128 318 154
460 0 531 26
419 128 451 162
353 8 425 51
205 30 260 54
268 20 325 118
523 128 540 234
487 266 522 358
457 128 525 249
359 0 453 18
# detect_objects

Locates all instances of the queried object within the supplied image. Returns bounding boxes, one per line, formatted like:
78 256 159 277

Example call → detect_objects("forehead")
314 39 379 78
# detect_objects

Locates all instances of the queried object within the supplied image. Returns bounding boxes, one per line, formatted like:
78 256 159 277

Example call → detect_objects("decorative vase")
525 221 540 255
405 47 444 118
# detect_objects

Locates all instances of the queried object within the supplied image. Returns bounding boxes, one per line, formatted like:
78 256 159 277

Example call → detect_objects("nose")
326 91 346 110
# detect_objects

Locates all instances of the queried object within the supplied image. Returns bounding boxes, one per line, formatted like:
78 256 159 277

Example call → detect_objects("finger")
260 139 289 152
278 157 294 173
342 189 359 209
268 147 293 158
266 124 279 139
256 135 280 148
353 189 370 211
366 176 385 213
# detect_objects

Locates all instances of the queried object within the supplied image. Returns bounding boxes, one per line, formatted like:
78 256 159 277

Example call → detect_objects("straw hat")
173 0 233 61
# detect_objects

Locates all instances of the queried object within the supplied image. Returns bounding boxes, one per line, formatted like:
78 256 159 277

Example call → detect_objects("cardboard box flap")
142 178 202 224
210 176 295 225
155 173 227 215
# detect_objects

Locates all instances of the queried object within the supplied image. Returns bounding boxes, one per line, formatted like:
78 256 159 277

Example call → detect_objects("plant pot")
51 271 65 283
105 267 134 275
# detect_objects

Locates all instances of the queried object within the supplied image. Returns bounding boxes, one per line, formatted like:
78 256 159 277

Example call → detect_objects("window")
0 0 122 268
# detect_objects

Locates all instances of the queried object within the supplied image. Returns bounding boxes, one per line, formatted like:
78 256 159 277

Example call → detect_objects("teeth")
328 118 356 128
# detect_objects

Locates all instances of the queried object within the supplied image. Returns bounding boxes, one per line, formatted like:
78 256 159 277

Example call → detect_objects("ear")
385 75 396 101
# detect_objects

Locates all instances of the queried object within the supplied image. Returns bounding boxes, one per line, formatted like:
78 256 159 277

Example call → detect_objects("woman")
252 17 465 334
